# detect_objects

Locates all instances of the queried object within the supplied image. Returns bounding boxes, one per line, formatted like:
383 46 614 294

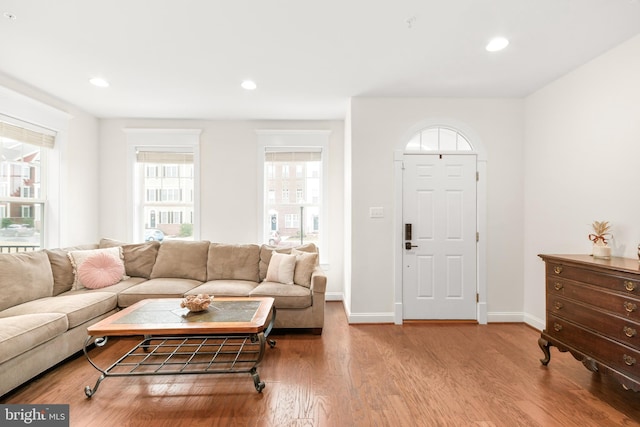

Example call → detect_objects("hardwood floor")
2 301 639 426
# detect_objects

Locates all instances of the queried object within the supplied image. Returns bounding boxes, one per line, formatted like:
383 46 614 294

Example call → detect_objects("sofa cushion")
207 243 260 282
46 244 98 296
259 243 317 281
291 248 318 288
150 240 209 281
250 282 312 309
265 252 296 285
117 277 203 307
0 313 68 364
0 251 54 311
122 241 160 278
68 247 125 290
70 276 148 296
100 238 160 279
45 249 75 296
0 292 117 329
78 251 126 289
187 280 259 297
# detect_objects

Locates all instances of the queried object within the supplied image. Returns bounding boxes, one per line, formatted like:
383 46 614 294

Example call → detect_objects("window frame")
256 130 330 264
0 88 69 249
125 129 201 243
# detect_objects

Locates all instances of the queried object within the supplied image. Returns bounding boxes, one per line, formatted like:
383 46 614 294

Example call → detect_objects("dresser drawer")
546 262 640 295
547 313 640 379
547 278 640 321
548 295 640 350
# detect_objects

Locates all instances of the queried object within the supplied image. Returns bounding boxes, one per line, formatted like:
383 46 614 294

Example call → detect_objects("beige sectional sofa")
0 239 326 397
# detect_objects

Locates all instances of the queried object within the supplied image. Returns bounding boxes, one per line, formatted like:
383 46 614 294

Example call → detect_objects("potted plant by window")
589 220 612 259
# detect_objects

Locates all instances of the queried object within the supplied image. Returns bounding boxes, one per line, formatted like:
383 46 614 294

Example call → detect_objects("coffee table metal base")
84 332 276 397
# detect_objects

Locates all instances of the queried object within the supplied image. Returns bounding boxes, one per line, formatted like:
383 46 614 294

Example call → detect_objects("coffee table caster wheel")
85 386 94 398
255 381 265 393
268 339 276 348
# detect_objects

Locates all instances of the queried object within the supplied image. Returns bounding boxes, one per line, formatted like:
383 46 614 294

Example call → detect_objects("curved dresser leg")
538 337 551 366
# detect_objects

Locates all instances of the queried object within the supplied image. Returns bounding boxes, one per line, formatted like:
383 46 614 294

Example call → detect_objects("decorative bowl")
180 294 214 312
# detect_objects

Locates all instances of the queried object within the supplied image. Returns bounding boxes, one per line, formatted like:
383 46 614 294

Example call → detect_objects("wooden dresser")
538 254 640 391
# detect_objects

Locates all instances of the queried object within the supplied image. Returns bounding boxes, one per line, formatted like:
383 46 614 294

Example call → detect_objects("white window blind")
136 151 193 164
0 115 56 148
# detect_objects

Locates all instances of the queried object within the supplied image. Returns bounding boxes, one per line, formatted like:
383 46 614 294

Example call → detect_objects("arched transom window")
405 126 472 152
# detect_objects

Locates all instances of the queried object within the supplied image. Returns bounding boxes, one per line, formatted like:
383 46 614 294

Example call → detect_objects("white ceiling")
1 0 639 120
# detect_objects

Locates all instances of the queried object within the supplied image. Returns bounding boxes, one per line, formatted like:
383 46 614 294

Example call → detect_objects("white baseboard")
523 313 544 331
486 311 525 323
325 292 343 301
340 306 544 327
347 311 395 324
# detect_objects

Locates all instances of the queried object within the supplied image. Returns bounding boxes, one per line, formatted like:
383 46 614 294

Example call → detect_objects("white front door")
402 154 477 320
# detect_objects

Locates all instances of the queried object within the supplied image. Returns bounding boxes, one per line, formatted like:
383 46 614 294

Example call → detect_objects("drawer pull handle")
553 323 563 332
554 282 564 291
553 266 563 274
554 301 564 310
624 302 638 313
623 354 636 366
624 281 638 292
624 326 637 338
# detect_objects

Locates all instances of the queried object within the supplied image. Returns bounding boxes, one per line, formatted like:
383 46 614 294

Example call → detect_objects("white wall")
0 72 99 247
98 118 345 298
346 97 525 322
523 34 640 329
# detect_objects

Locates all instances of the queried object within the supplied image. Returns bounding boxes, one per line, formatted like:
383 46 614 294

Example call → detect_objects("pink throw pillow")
78 252 125 289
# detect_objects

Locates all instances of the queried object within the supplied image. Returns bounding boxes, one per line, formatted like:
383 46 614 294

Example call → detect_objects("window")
258 130 329 262
284 214 299 228
135 151 194 240
265 151 321 245
0 117 55 252
126 129 201 243
145 165 158 178
405 126 472 152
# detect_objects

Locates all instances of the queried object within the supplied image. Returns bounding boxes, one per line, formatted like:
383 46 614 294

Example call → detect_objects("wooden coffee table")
83 297 276 397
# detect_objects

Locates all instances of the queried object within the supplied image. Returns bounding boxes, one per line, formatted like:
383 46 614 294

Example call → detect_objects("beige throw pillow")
291 248 318 288
258 242 317 281
265 252 296 285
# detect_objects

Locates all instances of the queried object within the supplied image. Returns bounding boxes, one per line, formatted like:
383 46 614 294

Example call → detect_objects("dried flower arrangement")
589 220 612 259
589 221 611 246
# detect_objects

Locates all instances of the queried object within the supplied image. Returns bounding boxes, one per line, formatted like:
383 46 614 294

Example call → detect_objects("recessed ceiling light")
241 80 257 91
3 12 17 20
89 77 110 88
486 37 509 52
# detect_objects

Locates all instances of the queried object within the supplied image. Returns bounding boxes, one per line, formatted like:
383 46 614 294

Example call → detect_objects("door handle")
405 242 418 250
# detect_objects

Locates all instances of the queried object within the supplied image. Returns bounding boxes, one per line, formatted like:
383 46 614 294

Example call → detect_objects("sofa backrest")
207 243 260 282
99 238 160 279
149 240 210 282
0 251 55 311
